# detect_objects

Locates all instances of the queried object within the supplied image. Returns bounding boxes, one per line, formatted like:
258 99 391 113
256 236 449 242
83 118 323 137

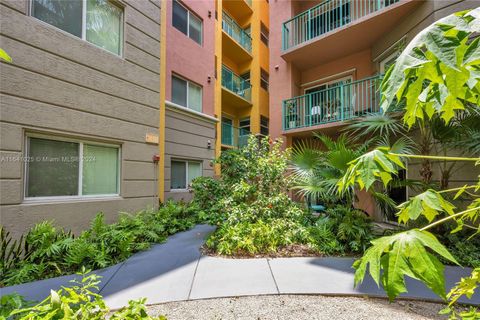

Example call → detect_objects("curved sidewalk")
2 225 479 309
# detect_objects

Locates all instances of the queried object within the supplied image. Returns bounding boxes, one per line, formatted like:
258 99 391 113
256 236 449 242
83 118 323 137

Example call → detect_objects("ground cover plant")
1 268 166 320
192 136 376 257
338 9 480 319
0 200 198 287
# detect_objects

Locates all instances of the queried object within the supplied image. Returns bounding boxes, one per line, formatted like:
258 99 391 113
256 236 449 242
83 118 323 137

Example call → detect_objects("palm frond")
290 139 323 180
375 136 417 155
345 113 405 138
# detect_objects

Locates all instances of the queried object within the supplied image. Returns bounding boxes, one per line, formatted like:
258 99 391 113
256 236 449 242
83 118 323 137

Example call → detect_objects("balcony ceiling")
222 87 252 108
222 31 253 64
223 0 253 22
281 0 421 70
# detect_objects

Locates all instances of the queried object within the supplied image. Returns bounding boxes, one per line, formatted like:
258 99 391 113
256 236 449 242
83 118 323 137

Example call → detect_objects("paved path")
2 225 479 308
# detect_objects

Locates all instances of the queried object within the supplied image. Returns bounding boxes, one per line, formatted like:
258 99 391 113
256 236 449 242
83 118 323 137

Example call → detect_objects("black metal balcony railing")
283 75 382 131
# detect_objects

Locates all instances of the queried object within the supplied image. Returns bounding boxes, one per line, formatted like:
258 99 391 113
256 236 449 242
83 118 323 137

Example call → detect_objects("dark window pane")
173 0 188 35
260 69 269 91
239 117 250 133
172 76 187 106
171 161 186 189
260 23 269 46
27 138 79 197
32 0 82 37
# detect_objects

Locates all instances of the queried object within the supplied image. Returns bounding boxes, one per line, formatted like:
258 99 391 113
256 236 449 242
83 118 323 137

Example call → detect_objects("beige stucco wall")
0 0 161 238
163 104 216 202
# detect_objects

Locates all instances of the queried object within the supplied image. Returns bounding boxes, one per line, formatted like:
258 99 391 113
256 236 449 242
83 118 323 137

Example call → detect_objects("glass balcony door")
304 77 352 125
221 117 234 146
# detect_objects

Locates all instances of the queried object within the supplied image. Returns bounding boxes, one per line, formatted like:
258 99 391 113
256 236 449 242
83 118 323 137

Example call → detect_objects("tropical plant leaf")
339 147 405 192
354 229 458 301
397 190 456 223
380 8 480 126
447 267 480 306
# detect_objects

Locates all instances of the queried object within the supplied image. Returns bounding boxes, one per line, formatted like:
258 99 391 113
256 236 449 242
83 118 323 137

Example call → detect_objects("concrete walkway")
2 225 479 308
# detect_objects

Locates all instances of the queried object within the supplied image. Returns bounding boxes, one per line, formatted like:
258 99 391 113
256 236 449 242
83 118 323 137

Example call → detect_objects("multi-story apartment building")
214 0 270 160
162 0 269 188
0 0 162 238
0 0 269 237
269 0 479 218
161 0 217 201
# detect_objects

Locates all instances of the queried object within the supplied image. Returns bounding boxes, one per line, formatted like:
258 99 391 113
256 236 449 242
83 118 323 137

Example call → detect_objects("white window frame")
173 0 203 45
172 74 203 112
24 133 121 202
170 159 202 191
29 0 124 57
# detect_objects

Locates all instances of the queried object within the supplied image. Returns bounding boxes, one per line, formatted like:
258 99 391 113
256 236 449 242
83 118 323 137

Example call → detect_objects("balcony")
222 11 252 63
221 122 250 148
283 75 382 132
222 0 253 24
281 0 421 69
221 65 252 108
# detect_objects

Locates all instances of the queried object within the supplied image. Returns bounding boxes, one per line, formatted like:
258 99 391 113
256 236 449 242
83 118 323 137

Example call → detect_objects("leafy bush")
441 232 480 268
1 200 197 287
190 177 226 225
310 205 374 254
207 218 310 256
200 136 321 256
4 268 166 320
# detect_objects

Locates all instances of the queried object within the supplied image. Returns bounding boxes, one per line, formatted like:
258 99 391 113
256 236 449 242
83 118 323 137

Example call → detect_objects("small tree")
338 9 480 319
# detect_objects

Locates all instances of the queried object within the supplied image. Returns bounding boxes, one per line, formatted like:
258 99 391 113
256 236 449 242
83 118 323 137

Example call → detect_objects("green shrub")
207 219 310 256
441 233 480 268
310 205 374 254
201 136 318 255
1 200 198 287
190 177 226 224
4 268 165 320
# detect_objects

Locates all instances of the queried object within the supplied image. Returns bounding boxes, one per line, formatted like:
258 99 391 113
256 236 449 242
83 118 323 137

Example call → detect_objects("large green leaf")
397 190 456 223
339 147 404 192
380 8 480 126
354 229 458 301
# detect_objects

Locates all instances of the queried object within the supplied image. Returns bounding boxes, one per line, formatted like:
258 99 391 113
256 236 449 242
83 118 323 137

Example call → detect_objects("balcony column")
249 0 261 135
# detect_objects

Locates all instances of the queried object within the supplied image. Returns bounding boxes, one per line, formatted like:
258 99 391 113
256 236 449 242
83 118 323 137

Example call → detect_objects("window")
260 23 269 46
171 160 202 189
26 135 119 198
240 71 250 84
31 0 123 55
172 0 202 45
260 116 269 136
260 68 269 91
380 51 400 73
239 117 250 134
171 75 202 112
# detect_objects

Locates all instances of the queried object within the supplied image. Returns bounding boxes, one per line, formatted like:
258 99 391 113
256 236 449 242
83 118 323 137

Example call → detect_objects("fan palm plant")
289 133 370 207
